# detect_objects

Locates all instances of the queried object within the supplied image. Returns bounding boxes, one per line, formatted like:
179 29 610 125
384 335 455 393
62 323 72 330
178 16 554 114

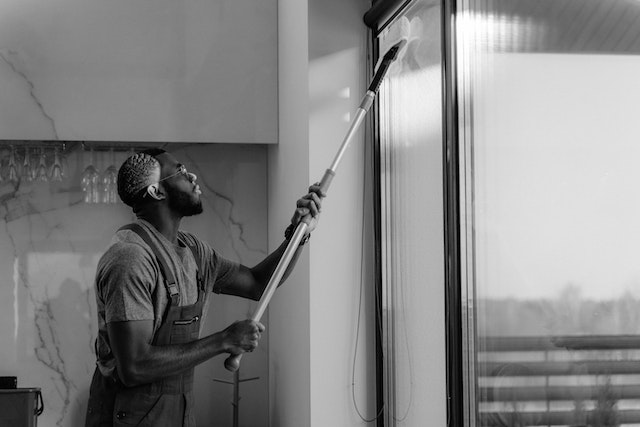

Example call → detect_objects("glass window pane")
378 0 446 425
459 1 640 426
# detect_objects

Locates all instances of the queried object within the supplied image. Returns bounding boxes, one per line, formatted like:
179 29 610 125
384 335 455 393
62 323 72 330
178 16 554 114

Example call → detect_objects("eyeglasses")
159 164 188 182
142 164 191 199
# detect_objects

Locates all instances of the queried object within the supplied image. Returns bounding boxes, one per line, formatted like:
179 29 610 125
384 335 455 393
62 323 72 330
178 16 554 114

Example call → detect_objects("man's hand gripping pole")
224 38 407 372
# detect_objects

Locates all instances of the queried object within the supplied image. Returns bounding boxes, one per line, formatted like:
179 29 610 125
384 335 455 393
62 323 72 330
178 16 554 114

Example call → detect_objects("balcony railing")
478 335 640 426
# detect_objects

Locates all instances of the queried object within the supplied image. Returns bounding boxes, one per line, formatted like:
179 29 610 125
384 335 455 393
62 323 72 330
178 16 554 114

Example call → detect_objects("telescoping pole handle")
224 38 406 372
224 104 369 373
224 222 308 372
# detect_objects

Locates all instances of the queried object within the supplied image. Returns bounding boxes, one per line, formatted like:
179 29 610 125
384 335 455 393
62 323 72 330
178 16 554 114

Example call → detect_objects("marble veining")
0 144 269 427
0 49 59 140
184 150 266 259
0 0 278 143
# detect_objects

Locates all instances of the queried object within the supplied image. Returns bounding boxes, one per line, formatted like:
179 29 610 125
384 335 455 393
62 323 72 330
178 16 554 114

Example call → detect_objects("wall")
308 0 377 425
0 143 269 427
268 0 310 424
269 0 376 426
0 0 277 143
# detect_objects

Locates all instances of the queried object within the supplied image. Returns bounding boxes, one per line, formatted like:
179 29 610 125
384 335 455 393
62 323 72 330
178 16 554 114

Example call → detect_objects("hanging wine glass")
35 148 48 182
8 145 18 183
22 147 33 182
50 146 64 182
0 149 5 184
101 148 118 203
81 146 100 203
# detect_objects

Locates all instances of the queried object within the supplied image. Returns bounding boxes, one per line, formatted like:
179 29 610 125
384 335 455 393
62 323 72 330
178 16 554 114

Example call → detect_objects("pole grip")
225 353 242 372
319 169 336 195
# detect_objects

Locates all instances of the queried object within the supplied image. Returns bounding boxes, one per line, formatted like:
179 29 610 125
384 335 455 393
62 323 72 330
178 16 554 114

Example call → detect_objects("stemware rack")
0 141 164 203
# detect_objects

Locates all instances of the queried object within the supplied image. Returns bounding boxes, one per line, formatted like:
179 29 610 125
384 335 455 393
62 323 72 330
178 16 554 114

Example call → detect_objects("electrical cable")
388 92 415 424
351 25 385 424
351 19 417 424
379 17 415 425
350 14 417 423
392 260 414 423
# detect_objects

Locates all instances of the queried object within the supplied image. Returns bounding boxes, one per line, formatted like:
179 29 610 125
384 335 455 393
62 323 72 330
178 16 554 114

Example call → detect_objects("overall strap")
119 223 180 306
180 237 204 293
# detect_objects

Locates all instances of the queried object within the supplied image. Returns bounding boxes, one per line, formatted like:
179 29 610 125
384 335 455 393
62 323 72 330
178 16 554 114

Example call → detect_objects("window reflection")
378 1 446 425
461 0 640 425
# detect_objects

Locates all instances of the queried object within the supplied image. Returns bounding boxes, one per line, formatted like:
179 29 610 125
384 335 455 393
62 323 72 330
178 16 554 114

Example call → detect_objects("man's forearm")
118 332 227 387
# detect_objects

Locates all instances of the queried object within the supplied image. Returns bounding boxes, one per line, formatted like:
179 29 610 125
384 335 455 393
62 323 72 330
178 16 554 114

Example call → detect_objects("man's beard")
166 185 203 217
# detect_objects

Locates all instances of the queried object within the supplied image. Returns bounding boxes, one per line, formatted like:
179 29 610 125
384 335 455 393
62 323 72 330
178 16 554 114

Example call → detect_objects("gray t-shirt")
94 220 239 375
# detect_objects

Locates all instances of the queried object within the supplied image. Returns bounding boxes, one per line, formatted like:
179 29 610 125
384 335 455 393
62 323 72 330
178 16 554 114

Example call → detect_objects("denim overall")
85 223 204 427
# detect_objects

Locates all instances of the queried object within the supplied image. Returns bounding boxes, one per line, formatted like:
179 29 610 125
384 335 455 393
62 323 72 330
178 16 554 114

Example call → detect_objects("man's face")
155 152 203 217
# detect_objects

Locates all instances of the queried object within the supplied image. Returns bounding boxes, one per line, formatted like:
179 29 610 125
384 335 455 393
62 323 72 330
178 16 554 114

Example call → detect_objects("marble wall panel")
0 0 278 143
0 143 269 426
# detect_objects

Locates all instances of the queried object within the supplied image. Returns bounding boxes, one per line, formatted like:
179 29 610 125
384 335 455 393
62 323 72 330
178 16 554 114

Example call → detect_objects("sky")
473 52 640 300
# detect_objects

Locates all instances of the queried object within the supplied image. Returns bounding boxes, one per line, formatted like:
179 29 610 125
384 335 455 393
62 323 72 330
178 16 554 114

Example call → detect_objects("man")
85 148 323 426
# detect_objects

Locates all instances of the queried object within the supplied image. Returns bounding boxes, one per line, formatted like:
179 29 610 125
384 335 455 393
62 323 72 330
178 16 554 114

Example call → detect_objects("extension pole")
224 39 407 372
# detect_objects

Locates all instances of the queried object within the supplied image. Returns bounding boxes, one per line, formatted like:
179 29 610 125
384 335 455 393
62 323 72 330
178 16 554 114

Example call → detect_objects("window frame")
368 1 464 425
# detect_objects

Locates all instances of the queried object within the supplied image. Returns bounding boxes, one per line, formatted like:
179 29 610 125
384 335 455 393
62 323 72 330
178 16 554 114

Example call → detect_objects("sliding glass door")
456 0 640 425
377 0 640 425
377 1 447 425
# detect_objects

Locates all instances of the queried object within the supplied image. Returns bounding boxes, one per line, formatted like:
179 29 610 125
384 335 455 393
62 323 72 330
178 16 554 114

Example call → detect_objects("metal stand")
213 369 259 427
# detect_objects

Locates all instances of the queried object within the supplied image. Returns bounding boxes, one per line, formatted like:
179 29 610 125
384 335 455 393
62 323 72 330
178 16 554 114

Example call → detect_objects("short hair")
117 149 166 207
140 148 167 158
